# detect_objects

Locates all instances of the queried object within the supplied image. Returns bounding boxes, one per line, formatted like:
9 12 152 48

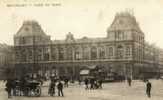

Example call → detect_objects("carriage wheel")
35 86 41 97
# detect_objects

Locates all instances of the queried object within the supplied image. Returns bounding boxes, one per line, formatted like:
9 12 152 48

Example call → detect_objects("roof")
107 12 143 33
52 37 109 44
15 20 47 37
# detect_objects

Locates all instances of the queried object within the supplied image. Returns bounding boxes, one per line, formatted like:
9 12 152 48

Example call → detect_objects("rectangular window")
126 46 131 58
108 47 113 57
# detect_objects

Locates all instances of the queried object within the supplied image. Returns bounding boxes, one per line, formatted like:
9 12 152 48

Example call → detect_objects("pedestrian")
84 78 89 90
94 80 99 89
64 78 69 87
48 79 56 96
90 78 95 89
12 79 17 96
98 79 103 89
146 80 152 98
78 78 81 85
127 77 132 86
5 79 12 98
57 81 64 96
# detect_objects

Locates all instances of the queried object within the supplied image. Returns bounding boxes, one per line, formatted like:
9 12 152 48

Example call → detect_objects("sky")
0 0 163 48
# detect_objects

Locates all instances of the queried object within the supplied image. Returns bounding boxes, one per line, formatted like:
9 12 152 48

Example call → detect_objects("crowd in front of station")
4 75 152 99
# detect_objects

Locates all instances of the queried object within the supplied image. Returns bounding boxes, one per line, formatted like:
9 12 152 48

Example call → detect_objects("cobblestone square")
1 80 163 100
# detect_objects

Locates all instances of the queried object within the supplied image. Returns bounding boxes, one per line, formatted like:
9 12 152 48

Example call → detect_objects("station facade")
14 12 162 79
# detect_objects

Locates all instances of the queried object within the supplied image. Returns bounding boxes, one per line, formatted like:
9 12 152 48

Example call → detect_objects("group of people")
84 78 103 90
48 78 64 97
5 76 152 98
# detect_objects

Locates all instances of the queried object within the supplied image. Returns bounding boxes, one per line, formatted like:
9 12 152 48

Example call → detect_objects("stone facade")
0 44 14 79
14 12 163 79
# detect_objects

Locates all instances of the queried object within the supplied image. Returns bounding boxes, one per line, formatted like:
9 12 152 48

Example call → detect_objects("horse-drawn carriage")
14 79 41 97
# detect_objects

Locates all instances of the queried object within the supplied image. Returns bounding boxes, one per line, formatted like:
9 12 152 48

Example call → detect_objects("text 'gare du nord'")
11 11 163 80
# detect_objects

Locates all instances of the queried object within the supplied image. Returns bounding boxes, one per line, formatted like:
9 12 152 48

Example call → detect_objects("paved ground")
1 79 163 100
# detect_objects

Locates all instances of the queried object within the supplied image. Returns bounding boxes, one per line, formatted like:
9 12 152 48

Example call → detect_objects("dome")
15 20 47 37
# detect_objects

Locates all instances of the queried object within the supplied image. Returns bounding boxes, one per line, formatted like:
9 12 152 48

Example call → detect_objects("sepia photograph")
0 0 163 100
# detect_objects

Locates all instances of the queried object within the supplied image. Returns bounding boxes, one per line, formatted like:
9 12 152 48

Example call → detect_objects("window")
126 46 131 57
91 47 97 60
83 47 89 60
28 49 33 61
59 48 64 60
37 49 42 61
99 47 105 59
75 47 82 60
117 45 124 59
21 49 26 62
44 47 50 61
116 31 124 40
67 47 73 60
51 47 57 60
108 47 113 57
21 37 26 44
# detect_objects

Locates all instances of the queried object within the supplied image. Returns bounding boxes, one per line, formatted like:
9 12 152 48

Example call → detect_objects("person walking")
48 79 56 96
5 79 12 98
98 79 103 89
57 81 64 96
84 78 89 90
64 78 69 88
127 77 132 86
90 78 95 89
146 80 152 98
78 78 81 85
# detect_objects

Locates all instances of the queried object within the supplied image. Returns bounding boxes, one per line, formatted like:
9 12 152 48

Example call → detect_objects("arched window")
67 47 73 60
99 46 105 59
51 47 57 60
75 47 82 60
59 48 64 60
108 47 113 57
83 47 89 60
117 45 124 59
44 47 50 61
91 47 97 60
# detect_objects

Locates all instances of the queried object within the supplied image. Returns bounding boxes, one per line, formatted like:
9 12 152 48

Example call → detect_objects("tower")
14 20 51 77
106 11 145 78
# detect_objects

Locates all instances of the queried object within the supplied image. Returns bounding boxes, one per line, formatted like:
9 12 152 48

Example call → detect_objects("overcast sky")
0 0 163 48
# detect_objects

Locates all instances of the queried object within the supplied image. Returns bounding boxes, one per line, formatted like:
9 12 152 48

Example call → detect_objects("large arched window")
51 47 57 60
108 47 113 57
58 48 64 60
67 47 73 60
75 47 82 60
83 47 89 60
43 47 50 61
91 47 97 60
117 45 124 59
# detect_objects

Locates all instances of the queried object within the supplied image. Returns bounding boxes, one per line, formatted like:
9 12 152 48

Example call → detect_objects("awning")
80 69 90 75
